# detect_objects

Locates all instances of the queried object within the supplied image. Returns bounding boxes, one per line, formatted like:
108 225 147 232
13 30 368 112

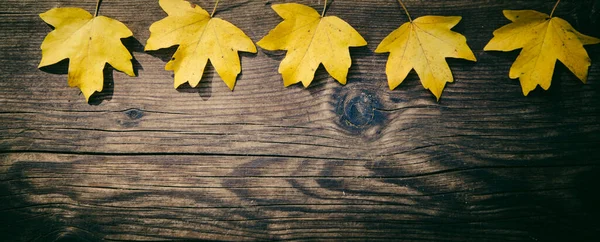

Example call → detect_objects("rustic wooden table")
2 0 600 241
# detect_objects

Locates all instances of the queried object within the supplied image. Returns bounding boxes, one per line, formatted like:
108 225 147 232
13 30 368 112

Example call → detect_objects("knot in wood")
336 90 381 132
124 108 144 120
118 108 144 128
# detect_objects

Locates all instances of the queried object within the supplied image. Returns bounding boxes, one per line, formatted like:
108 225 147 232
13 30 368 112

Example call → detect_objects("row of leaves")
39 0 599 102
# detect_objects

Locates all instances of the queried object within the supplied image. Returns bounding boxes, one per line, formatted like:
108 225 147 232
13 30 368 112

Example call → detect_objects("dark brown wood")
2 0 600 241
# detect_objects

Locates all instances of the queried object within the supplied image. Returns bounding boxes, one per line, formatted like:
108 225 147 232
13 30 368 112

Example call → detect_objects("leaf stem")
322 0 328 17
211 0 220 17
549 0 560 18
94 0 102 17
397 0 412 22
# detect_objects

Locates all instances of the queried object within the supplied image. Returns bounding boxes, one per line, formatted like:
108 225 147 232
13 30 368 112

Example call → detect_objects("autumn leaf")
145 0 257 90
39 7 135 101
484 9 600 95
257 3 367 87
375 5 476 100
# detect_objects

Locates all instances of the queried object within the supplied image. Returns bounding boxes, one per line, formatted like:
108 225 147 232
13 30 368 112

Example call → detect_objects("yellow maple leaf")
375 15 476 101
257 3 367 87
145 0 257 90
39 8 135 101
484 10 600 95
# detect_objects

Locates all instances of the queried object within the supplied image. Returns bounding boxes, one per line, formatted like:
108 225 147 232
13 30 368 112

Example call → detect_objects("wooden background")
2 0 600 241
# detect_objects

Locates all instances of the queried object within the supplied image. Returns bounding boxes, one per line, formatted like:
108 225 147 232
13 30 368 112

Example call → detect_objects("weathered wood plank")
1 153 599 241
1 0 600 241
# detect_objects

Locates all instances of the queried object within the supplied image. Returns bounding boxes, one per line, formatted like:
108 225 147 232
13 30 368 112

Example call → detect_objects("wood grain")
1 0 600 241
